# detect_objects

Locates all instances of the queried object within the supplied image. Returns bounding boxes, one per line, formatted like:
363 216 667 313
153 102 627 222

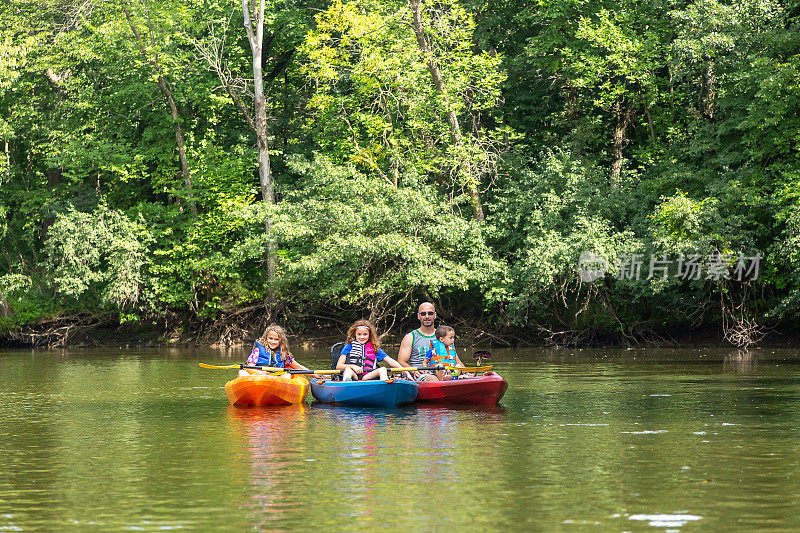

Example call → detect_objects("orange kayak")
224 372 309 406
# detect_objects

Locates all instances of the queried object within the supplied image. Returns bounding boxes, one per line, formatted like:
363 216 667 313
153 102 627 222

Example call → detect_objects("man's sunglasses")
419 311 435 316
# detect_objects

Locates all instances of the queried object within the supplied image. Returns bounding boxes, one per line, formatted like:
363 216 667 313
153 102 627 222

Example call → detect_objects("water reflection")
226 403 310 439
414 403 507 422
309 403 406 427
414 406 456 482
338 409 381 520
308 404 419 522
226 404 309 525
723 349 757 373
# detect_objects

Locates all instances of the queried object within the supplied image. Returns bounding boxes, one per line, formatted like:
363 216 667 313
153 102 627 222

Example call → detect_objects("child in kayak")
239 324 312 377
425 325 468 381
337 320 409 381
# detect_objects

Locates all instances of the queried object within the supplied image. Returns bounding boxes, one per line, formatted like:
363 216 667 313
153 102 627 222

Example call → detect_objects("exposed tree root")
7 315 108 348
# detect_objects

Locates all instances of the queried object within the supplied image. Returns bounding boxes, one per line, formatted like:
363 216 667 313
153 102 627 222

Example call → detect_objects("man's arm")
397 332 413 366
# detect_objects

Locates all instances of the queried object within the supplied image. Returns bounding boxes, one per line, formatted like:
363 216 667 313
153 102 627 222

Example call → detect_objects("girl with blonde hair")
239 324 311 377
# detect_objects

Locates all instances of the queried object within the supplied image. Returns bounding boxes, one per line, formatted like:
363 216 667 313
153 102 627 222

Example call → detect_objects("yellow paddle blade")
198 363 287 372
446 365 493 372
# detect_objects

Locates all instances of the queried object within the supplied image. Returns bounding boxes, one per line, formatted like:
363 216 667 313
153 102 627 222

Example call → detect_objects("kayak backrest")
330 342 346 380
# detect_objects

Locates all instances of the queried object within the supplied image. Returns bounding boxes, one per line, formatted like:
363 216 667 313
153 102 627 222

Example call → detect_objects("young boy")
424 325 468 381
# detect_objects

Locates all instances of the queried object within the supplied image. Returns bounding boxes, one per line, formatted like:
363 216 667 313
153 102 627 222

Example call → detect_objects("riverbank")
2 313 796 350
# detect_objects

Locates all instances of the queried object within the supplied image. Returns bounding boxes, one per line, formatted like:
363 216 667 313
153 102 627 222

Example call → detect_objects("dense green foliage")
1 0 798 344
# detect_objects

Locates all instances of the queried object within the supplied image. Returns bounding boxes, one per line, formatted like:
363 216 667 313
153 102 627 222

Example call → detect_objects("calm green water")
3 347 800 531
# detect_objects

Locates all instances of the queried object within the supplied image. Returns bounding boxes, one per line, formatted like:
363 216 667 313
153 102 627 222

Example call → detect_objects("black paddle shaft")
240 365 314 374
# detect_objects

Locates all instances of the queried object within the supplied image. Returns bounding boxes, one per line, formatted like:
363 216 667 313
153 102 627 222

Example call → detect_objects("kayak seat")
330 342 346 381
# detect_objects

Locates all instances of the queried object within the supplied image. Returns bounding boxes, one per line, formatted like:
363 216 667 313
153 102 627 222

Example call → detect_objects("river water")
2 347 800 531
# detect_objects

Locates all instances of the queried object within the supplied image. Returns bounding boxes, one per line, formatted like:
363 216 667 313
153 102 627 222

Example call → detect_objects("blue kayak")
309 378 419 407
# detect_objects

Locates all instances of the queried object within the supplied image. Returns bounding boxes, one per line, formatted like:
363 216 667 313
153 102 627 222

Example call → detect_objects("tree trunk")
2 140 8 183
122 3 197 219
43 70 66 190
0 287 10 318
409 0 484 222
645 106 656 144
610 100 634 186
47 167 62 187
701 61 716 121
243 0 276 304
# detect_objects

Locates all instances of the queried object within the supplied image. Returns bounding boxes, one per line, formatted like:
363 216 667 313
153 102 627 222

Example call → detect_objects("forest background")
1 0 798 348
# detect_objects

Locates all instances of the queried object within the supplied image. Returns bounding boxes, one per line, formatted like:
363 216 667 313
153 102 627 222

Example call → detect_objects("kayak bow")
225 372 309 406
309 379 418 407
415 372 508 405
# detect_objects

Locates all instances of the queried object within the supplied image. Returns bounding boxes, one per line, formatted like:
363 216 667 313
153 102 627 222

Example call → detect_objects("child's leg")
361 368 388 380
342 367 358 381
360 368 380 380
240 368 266 377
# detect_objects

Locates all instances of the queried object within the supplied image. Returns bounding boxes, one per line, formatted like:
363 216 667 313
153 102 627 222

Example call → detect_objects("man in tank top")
397 302 439 381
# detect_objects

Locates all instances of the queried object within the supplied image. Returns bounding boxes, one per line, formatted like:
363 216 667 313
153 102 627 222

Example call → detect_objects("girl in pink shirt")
336 320 406 381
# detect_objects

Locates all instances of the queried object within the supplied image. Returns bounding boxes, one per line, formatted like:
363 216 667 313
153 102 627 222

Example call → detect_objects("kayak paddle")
200 363 284 370
474 350 491 367
199 363 342 375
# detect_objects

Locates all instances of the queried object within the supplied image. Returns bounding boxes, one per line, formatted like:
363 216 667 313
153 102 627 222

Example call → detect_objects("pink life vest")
345 341 377 372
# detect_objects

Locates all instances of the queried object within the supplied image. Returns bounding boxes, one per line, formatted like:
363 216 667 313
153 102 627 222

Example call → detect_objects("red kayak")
415 372 508 405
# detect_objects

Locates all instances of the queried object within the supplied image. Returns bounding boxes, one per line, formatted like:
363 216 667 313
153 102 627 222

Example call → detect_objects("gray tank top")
409 329 436 366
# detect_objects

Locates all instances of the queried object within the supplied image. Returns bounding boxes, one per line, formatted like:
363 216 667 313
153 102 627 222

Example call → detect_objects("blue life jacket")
427 339 457 367
254 341 285 368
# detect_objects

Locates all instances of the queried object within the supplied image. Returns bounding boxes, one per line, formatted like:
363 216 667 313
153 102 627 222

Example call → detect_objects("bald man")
397 302 439 382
